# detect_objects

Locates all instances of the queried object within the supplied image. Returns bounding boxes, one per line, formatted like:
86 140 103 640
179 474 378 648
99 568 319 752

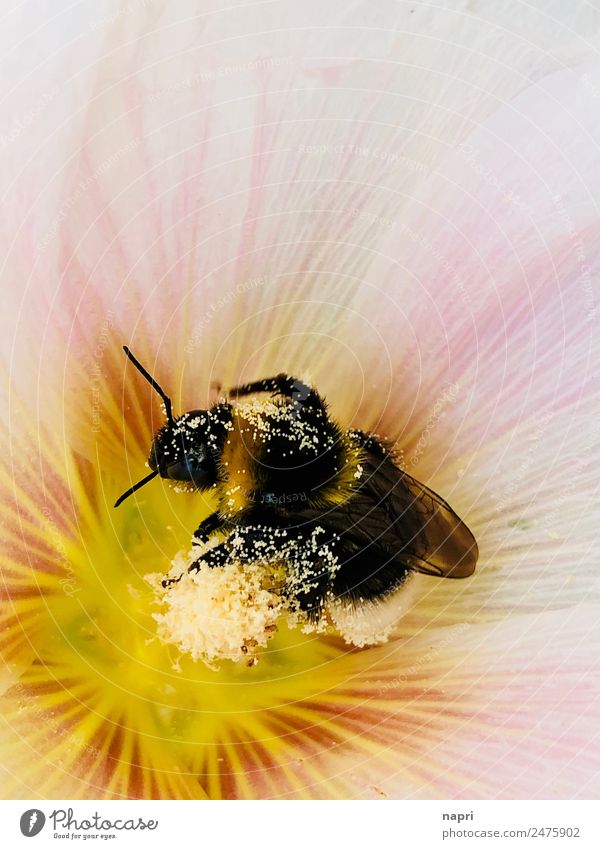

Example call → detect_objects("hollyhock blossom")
1 2 599 799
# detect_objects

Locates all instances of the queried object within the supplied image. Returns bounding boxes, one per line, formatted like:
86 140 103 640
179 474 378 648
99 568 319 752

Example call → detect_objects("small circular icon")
19 810 45 837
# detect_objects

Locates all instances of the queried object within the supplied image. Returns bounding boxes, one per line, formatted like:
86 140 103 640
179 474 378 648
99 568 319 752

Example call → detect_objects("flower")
1 2 600 799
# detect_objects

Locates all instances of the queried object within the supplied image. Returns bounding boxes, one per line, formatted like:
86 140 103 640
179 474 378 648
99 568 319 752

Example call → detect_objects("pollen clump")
148 551 289 668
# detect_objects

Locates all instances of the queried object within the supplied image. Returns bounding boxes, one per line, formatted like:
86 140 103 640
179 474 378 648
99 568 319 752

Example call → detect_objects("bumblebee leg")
229 374 325 412
289 560 332 621
163 525 283 588
192 511 224 545
187 526 285 574
160 574 181 588
282 525 345 621
188 542 230 572
160 540 231 588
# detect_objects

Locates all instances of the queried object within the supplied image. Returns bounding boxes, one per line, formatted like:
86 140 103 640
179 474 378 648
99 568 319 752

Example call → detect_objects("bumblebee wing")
305 443 477 579
397 470 478 578
350 445 478 578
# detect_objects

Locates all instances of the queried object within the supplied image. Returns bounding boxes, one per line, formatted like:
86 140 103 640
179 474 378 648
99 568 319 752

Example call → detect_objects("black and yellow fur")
116 350 478 619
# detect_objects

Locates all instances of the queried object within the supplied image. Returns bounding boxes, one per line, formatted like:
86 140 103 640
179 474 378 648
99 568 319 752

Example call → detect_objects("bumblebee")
115 347 478 620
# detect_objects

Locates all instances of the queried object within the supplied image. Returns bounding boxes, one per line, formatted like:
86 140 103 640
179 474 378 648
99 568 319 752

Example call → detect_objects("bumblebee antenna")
114 470 158 508
122 345 174 424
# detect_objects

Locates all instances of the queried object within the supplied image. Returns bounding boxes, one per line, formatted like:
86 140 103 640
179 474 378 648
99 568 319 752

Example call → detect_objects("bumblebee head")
114 346 230 508
148 410 225 489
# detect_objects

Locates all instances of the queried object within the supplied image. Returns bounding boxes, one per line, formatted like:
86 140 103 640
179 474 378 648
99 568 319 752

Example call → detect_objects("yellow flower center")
25 450 370 797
